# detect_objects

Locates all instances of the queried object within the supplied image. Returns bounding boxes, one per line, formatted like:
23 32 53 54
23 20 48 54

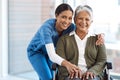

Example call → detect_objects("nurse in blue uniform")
27 3 104 80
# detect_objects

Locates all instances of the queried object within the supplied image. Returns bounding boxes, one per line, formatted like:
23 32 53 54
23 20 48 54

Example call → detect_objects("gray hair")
74 5 93 21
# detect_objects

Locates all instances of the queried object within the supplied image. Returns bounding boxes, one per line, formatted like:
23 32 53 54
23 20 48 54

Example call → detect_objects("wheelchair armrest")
52 63 58 80
106 62 112 69
104 62 113 80
52 63 58 70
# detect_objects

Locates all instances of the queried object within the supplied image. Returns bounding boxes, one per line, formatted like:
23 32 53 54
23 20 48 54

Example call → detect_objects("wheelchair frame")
52 62 113 80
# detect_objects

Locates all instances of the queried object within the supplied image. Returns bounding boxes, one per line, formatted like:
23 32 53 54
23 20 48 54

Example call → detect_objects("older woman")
56 5 107 80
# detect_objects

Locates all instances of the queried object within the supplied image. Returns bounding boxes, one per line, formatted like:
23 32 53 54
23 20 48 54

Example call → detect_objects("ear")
74 17 77 24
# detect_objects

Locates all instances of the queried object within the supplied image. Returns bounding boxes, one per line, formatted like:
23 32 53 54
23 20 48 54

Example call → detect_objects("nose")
64 18 71 25
82 19 86 24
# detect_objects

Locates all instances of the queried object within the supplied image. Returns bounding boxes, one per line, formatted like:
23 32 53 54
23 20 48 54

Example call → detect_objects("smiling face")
74 10 93 33
55 10 73 32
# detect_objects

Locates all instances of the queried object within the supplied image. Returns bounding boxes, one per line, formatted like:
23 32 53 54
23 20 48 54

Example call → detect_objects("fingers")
69 65 80 78
82 73 86 80
96 33 105 45
62 60 76 74
72 65 83 79
100 33 105 38
89 73 93 79
78 69 82 78
75 70 78 78
69 72 74 79
83 71 95 80
68 66 75 76
65 62 78 78
68 64 82 79
62 60 83 79
69 69 82 79
69 64 78 73
86 72 89 79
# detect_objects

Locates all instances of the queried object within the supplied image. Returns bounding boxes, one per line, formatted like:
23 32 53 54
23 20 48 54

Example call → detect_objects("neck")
76 29 88 40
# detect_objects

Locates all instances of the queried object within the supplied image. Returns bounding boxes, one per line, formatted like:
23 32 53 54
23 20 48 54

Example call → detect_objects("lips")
62 23 67 27
79 24 87 28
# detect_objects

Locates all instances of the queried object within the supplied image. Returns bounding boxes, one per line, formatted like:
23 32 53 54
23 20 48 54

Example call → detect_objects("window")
85 0 120 78
118 0 120 5
65 0 120 79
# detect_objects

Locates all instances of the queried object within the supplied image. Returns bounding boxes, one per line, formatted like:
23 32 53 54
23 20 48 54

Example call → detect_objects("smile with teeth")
62 23 67 27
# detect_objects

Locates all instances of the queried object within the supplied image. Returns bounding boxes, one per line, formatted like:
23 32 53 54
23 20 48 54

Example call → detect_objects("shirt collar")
69 30 76 36
69 30 94 38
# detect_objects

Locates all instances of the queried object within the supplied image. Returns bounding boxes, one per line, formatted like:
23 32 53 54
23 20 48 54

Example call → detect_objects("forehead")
59 10 73 16
77 10 91 17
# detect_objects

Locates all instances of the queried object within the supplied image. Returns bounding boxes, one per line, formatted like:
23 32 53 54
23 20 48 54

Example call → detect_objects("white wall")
0 0 42 76
1 0 54 78
8 0 42 74
0 0 8 77
0 0 2 77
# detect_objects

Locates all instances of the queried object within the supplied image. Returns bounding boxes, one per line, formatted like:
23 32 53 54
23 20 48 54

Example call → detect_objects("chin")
64 27 68 30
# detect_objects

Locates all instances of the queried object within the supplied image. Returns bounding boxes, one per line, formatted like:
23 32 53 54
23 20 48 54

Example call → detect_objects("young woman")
27 3 104 80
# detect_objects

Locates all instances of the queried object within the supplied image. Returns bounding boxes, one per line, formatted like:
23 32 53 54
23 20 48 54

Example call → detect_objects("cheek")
77 20 82 24
56 16 63 22
68 21 72 25
87 23 91 28
57 18 62 22
56 19 63 25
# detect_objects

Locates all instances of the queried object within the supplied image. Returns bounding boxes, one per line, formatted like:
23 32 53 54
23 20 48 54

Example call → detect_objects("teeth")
62 23 67 27
64 25 67 27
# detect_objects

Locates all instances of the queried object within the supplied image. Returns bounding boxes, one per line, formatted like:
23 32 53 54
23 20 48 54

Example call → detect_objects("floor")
0 76 28 80
16 71 39 80
0 71 38 80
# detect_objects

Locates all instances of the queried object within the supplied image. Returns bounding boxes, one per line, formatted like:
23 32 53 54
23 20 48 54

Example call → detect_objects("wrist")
61 60 69 67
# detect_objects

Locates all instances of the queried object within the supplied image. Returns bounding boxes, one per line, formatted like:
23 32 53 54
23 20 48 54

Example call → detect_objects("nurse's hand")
96 33 105 46
61 60 82 79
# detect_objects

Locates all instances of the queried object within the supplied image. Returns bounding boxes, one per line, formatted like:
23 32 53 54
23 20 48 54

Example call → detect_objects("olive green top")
56 34 107 80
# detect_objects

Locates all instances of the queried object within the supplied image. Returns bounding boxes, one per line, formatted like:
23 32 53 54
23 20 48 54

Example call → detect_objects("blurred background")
0 0 120 80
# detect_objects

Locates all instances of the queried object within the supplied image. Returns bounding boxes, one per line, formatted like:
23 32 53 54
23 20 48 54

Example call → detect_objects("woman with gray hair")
56 5 106 80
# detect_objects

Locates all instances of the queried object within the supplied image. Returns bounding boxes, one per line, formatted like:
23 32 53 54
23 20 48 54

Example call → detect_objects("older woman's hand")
82 71 95 80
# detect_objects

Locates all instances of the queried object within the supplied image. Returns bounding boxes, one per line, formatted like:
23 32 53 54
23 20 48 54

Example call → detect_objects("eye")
78 17 82 20
62 16 66 19
86 18 90 21
69 17 72 20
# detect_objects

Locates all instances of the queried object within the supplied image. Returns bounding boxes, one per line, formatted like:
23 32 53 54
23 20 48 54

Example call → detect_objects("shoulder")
88 35 97 41
59 32 74 42
39 18 56 31
86 35 97 46
44 18 56 24
42 18 55 27
87 35 105 48
59 33 69 39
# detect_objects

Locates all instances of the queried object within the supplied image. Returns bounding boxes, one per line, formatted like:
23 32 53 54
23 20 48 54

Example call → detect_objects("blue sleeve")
40 24 53 44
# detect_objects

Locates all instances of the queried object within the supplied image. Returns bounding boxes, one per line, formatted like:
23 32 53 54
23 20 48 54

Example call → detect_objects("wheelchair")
52 62 113 80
